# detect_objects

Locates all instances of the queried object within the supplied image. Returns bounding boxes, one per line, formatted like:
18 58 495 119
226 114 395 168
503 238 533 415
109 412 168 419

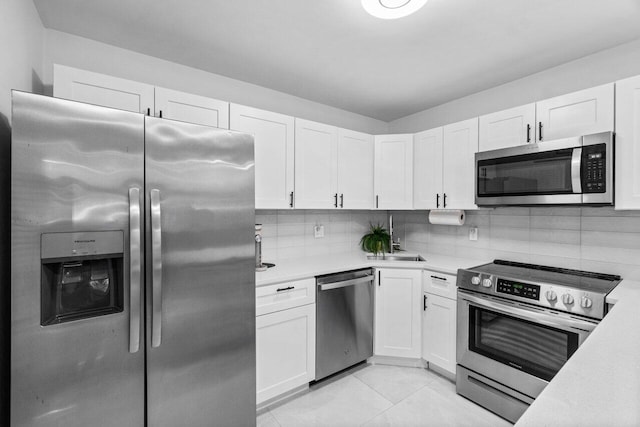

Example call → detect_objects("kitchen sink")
367 254 426 262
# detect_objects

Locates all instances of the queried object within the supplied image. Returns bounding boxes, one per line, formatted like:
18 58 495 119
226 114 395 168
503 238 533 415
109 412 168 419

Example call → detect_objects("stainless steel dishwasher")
315 268 374 380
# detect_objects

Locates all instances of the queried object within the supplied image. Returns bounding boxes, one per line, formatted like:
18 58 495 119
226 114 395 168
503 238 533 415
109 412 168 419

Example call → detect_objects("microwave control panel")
496 279 540 300
582 144 606 193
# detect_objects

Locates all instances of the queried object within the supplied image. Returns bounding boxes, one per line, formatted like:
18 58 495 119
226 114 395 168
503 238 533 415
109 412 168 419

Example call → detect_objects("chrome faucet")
389 214 400 254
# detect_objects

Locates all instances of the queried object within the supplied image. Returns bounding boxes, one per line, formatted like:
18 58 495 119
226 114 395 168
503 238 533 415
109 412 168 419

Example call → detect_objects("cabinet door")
374 134 414 209
535 83 614 142
53 64 154 114
256 304 316 405
479 103 536 151
442 118 478 210
230 104 295 209
374 269 422 358
155 87 229 129
413 128 443 210
615 75 640 210
422 293 456 376
294 119 338 209
337 129 374 209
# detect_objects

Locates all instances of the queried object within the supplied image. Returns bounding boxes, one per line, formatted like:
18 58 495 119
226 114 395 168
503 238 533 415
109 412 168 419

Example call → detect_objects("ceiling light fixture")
361 0 428 20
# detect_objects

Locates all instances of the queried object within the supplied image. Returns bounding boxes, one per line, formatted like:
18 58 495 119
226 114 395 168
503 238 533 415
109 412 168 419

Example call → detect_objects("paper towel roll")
429 209 465 226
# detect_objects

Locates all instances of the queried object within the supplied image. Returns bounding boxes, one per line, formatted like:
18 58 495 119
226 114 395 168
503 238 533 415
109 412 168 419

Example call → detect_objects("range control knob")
481 278 492 288
581 296 593 309
562 294 574 305
545 290 557 302
471 276 481 286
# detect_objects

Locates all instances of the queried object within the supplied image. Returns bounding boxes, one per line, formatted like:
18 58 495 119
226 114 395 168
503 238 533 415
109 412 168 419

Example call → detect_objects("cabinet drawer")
422 270 457 300
256 278 315 316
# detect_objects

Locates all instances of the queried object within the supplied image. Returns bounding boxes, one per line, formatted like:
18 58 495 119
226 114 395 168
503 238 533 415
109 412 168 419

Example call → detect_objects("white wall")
42 30 389 135
0 0 44 122
389 38 640 133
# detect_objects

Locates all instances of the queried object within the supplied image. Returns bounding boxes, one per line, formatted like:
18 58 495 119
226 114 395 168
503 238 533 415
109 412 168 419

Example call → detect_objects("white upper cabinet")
155 87 229 129
478 103 536 151
294 118 338 209
337 129 374 209
54 64 154 114
442 118 478 210
230 104 295 209
535 83 614 142
54 64 229 128
615 75 640 210
374 134 413 210
413 127 443 210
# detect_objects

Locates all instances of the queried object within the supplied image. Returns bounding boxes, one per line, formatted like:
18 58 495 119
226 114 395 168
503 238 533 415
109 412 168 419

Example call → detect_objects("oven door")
457 290 598 398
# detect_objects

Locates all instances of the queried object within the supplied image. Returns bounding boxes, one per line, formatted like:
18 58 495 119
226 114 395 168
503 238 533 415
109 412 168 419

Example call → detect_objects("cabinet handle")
376 195 379 209
378 270 381 286
538 122 543 141
340 193 344 208
526 124 531 143
430 275 447 281
436 193 440 208
146 108 151 116
334 193 338 208
276 286 294 292
159 110 163 119
443 193 447 208
424 295 428 311
289 191 294 208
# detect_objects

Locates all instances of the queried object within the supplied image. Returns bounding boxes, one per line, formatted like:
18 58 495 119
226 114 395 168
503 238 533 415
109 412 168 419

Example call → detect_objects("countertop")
516 278 640 427
255 251 488 286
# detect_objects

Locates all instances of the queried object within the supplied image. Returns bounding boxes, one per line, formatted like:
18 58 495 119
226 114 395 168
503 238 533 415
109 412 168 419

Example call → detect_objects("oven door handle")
460 291 598 332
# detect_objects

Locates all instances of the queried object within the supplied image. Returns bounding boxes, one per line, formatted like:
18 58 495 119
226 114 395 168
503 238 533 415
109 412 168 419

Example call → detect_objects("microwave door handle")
571 147 583 193
128 187 142 353
150 189 163 348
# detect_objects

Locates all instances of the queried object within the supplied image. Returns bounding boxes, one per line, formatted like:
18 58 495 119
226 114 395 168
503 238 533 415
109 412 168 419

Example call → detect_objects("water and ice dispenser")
40 231 124 326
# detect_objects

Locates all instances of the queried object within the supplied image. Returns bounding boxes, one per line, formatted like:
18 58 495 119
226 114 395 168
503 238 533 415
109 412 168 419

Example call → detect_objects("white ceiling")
33 0 640 122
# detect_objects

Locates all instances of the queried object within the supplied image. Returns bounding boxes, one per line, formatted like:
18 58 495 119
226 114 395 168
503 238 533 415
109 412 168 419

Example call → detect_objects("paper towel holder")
428 209 466 226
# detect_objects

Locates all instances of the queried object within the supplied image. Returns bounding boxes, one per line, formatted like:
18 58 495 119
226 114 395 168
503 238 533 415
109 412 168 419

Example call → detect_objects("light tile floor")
257 363 513 427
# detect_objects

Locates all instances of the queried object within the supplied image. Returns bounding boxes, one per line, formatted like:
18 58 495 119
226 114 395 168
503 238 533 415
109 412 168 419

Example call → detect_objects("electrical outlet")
469 226 478 241
314 225 325 238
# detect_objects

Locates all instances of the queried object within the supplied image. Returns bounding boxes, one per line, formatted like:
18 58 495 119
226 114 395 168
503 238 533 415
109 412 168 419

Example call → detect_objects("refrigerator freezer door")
11 92 145 426
144 117 256 427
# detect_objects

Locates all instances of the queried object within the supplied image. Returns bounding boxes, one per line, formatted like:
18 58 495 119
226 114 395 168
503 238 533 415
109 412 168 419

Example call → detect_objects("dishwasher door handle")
318 275 374 291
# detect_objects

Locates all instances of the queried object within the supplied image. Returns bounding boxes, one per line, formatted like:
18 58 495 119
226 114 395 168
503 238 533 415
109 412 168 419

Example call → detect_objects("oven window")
477 148 574 197
469 306 579 381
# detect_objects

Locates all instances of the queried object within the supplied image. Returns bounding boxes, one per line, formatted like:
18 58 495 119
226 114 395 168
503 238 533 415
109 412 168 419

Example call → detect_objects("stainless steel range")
456 260 621 423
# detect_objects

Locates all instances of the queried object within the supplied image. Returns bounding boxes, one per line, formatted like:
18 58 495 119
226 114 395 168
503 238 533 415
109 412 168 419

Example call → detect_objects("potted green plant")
360 223 391 256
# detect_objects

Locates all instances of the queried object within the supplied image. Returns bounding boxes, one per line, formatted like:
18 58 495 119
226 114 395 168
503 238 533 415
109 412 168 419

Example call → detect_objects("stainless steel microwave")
475 131 614 206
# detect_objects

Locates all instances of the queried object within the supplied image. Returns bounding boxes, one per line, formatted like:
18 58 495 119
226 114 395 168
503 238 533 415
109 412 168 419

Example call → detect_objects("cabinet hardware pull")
378 270 381 286
146 108 151 116
436 193 440 208
430 275 447 281
376 195 379 209
443 193 447 208
276 286 294 292
289 191 294 208
159 110 163 119
334 193 338 208
424 295 428 310
340 193 344 208
538 122 543 141
526 124 531 142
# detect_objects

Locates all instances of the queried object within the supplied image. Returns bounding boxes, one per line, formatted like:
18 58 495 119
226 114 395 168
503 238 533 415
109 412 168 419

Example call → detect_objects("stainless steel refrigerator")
10 91 256 427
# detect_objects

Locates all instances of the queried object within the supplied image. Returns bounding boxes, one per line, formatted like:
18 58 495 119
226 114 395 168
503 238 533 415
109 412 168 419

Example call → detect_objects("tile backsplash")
258 207 640 279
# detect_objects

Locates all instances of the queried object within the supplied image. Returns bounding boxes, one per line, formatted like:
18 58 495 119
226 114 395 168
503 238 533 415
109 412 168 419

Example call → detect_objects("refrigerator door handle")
129 187 142 353
150 189 163 348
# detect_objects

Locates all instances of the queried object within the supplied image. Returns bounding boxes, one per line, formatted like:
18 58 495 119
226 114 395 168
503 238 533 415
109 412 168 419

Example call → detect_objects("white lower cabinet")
374 269 422 359
255 279 316 405
422 270 457 376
